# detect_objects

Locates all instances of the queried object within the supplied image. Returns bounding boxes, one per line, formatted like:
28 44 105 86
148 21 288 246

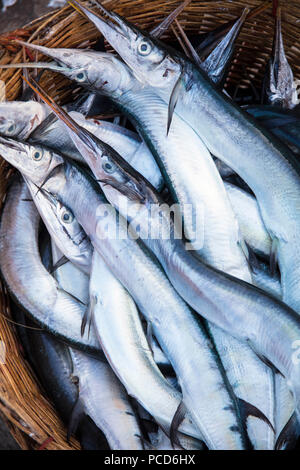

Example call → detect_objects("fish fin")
81 305 90 338
238 237 249 260
50 255 69 274
261 355 284 376
276 412 300 450
140 417 158 435
29 112 59 140
146 322 154 355
237 397 275 433
170 401 187 449
137 435 156 450
150 0 191 38
67 397 85 441
81 295 97 338
167 71 184 136
247 339 284 376
58 287 86 307
239 239 260 273
247 244 261 273
270 237 279 276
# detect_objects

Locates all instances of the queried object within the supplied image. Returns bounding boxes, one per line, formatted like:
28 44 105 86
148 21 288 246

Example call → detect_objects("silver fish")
51 242 90 305
0 177 100 354
31 110 164 191
0 115 297 442
50 241 144 450
0 101 163 191
90 249 201 440
262 7 297 109
31 64 280 448
8 148 248 449
73 1 300 315
200 8 248 85
251 260 282 300
149 428 204 450
69 348 144 450
25 178 93 274
30 70 252 281
224 182 272 260
0 101 48 139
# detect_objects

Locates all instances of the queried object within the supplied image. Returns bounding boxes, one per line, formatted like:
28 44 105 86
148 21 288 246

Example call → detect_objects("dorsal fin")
169 401 187 449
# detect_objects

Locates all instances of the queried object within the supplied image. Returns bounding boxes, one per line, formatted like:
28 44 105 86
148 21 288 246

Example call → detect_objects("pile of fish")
0 0 300 450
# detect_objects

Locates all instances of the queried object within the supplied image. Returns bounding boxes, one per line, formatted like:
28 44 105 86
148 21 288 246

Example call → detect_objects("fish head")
0 101 47 140
26 177 92 268
24 77 157 208
11 41 134 96
69 1 182 89
0 137 64 185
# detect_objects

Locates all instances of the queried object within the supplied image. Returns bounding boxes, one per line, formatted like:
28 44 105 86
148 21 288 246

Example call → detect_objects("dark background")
0 0 56 33
0 0 58 450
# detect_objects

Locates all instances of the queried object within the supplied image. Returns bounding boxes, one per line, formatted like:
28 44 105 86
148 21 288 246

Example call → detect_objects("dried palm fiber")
0 0 299 450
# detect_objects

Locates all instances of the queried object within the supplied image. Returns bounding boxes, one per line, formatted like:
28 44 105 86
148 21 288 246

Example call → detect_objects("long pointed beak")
0 61 68 72
0 135 26 152
23 76 96 155
68 0 129 40
219 7 250 51
0 40 73 72
274 7 283 64
150 0 191 38
0 135 28 170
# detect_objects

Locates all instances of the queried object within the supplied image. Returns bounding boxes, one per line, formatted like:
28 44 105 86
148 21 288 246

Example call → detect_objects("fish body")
39 161 249 450
225 182 271 260
28 55 281 448
90 250 200 440
0 113 293 449
206 322 276 449
75 0 300 313
0 177 100 354
274 374 297 449
251 261 282 300
51 242 90 305
69 348 144 450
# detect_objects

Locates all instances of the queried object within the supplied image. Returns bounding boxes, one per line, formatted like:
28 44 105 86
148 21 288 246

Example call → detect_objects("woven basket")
0 0 299 450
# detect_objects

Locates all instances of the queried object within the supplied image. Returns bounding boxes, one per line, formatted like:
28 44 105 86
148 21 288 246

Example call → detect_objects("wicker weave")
0 0 299 450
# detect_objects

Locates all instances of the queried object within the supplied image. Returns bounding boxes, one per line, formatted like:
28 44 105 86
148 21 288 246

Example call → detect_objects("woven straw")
0 0 299 450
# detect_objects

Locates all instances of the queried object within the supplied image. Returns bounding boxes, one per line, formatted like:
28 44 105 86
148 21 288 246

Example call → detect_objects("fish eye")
138 41 152 56
76 71 86 82
61 209 74 224
102 159 115 174
32 149 43 161
7 124 15 134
